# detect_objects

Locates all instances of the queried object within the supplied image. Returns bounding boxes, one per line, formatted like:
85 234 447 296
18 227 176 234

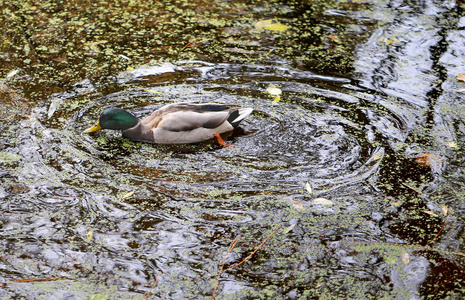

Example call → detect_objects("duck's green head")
83 108 139 133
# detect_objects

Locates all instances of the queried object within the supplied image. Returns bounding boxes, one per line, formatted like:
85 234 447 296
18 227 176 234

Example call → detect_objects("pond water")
1 0 465 299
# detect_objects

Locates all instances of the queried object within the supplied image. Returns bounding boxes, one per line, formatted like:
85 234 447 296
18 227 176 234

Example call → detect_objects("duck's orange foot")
214 133 230 147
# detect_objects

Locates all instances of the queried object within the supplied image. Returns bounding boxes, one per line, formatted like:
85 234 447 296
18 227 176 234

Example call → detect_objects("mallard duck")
83 103 253 144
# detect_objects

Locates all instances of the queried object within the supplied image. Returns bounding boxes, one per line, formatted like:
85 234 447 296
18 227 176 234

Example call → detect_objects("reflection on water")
0 61 420 298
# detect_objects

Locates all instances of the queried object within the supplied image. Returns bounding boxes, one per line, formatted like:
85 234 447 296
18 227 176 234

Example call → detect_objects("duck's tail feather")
228 107 254 128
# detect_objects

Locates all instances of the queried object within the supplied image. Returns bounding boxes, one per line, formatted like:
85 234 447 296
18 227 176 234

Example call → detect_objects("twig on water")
225 224 281 271
425 216 449 247
212 235 241 300
0 277 73 288
143 271 161 299
401 182 425 196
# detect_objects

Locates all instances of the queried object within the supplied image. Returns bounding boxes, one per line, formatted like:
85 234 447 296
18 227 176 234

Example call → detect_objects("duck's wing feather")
140 103 238 132
155 111 230 132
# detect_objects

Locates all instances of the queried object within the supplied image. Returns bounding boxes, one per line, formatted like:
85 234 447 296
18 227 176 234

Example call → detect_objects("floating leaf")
379 38 399 45
313 198 334 205
85 40 109 46
290 199 304 210
267 86 282 103
441 205 450 216
145 89 161 94
255 19 289 31
86 229 93 242
127 66 134 70
264 23 289 31
266 86 282 96
283 223 296 234
457 74 465 82
401 249 410 265
415 153 442 172
305 181 312 194
374 154 382 160
255 19 273 29
6 69 20 79
447 142 458 148
422 210 439 217
121 191 135 200
457 88 465 92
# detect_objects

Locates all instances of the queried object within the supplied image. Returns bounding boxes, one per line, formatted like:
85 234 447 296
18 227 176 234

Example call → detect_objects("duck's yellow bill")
83 122 102 133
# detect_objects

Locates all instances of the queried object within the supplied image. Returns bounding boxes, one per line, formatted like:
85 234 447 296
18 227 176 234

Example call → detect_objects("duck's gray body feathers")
122 103 253 144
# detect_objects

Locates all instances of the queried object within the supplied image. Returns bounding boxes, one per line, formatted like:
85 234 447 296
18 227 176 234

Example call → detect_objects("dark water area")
1 0 465 299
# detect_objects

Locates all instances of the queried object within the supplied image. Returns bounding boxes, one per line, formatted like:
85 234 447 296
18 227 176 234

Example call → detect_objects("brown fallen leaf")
415 153 442 172
291 199 304 210
457 74 465 82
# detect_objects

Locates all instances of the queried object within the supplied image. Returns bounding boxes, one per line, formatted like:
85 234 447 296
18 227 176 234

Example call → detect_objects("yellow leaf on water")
379 38 399 45
127 66 134 70
272 96 281 103
255 20 289 31
86 230 94 242
264 23 289 31
374 154 382 160
313 198 334 205
305 181 312 194
290 199 304 210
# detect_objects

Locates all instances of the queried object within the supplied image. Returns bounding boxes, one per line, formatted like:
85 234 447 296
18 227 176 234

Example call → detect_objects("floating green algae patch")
0 0 375 101
0 151 21 163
